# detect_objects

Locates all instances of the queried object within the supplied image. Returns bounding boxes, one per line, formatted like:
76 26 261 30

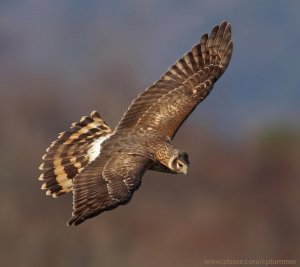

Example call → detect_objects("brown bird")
39 21 233 225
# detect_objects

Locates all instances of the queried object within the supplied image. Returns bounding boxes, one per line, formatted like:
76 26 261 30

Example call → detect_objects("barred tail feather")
39 111 112 198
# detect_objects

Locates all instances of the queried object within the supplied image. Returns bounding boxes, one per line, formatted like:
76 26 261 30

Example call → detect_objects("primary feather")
116 21 232 139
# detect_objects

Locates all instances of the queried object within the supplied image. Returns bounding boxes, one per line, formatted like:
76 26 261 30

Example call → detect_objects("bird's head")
169 150 190 175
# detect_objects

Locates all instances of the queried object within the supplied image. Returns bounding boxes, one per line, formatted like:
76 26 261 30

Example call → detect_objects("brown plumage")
38 21 233 225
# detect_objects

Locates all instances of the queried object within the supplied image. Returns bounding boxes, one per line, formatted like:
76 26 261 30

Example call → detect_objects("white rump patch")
87 134 111 162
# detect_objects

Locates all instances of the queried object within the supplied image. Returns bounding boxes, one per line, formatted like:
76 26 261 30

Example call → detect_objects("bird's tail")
38 111 112 198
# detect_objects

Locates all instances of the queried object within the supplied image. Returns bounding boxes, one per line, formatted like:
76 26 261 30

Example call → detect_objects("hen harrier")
39 21 233 225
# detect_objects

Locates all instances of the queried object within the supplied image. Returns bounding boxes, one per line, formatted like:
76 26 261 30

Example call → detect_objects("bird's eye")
177 161 183 168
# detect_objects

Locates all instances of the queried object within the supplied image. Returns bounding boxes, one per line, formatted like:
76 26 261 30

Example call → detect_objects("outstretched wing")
68 153 150 226
116 21 233 139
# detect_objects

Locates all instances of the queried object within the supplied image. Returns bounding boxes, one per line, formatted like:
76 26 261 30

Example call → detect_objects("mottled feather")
39 111 112 197
68 153 150 225
116 21 233 139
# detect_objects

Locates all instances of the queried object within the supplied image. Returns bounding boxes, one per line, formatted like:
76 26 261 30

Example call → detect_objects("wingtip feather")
39 163 44 170
38 173 44 181
41 183 47 190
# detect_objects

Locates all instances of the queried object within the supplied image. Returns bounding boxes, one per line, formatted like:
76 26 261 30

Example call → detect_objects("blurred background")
0 1 299 266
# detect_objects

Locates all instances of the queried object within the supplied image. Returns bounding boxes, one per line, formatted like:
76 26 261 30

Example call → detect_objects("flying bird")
39 21 233 225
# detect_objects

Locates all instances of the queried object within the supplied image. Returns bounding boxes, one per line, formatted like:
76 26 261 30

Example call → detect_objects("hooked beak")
181 165 188 176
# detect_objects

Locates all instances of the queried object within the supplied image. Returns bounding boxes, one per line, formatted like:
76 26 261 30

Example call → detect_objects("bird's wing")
116 21 233 140
68 152 150 225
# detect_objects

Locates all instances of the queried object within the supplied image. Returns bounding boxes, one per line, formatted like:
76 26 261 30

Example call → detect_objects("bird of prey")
39 21 233 226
